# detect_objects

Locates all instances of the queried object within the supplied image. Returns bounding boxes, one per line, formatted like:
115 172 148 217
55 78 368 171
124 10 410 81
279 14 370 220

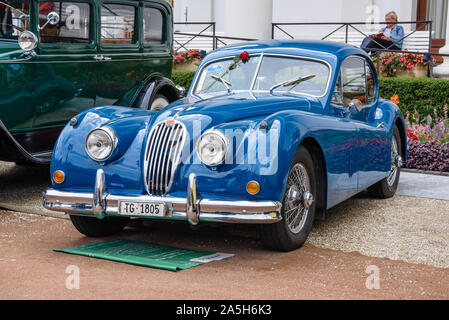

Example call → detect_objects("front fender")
51 106 156 194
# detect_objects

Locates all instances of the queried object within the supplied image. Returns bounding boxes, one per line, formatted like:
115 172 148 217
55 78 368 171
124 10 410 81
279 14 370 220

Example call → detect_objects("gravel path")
308 193 449 269
0 162 62 218
1 161 449 269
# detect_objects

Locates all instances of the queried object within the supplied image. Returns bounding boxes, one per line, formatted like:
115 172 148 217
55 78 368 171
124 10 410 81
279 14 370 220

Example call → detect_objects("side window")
143 7 164 44
39 2 91 44
331 72 343 106
366 62 376 103
341 56 366 108
101 3 136 44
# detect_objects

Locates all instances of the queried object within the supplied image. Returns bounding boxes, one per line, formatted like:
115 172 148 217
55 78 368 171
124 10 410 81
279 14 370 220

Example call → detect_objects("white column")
222 0 273 40
433 5 449 79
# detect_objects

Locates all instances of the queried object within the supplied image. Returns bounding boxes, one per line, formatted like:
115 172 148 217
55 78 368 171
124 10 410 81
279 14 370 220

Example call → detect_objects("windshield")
193 54 331 98
0 1 30 40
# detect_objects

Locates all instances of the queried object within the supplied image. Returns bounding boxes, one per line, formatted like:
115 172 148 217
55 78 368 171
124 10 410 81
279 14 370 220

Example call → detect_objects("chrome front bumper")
43 170 282 225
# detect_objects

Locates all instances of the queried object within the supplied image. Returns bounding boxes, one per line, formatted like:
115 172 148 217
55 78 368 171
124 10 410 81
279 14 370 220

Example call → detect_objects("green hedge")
379 77 449 117
171 70 449 117
171 70 196 92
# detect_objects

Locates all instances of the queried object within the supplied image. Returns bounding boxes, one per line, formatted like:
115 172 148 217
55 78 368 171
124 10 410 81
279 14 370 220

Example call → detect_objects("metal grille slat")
160 125 179 193
165 126 183 190
149 125 166 193
155 126 171 193
167 126 184 188
144 121 186 196
146 125 162 185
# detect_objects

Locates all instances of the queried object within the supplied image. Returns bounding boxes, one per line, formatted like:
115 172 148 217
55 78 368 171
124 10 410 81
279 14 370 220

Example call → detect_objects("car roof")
205 39 369 63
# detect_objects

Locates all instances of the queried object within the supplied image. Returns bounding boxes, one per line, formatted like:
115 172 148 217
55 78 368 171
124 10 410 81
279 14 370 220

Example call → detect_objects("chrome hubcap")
284 163 313 234
387 137 401 187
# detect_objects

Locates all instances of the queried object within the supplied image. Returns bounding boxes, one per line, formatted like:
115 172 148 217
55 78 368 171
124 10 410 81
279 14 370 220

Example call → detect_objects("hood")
156 92 320 129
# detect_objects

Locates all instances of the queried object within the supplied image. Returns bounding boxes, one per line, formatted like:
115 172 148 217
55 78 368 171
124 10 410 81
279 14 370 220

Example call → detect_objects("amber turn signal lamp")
246 181 260 195
53 170 65 184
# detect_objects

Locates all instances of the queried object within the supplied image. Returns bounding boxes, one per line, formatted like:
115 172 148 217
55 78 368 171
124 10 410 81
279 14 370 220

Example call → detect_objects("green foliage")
171 70 196 92
379 77 449 118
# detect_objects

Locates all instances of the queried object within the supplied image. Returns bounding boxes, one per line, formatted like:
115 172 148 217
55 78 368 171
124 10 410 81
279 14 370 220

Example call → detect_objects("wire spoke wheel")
284 163 311 234
387 137 399 187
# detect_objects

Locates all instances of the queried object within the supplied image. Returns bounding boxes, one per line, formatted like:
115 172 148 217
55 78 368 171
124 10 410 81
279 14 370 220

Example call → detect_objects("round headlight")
196 130 229 166
85 127 117 161
18 31 38 51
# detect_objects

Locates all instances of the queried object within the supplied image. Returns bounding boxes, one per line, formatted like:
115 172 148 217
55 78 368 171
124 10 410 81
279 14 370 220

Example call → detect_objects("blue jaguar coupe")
43 40 406 251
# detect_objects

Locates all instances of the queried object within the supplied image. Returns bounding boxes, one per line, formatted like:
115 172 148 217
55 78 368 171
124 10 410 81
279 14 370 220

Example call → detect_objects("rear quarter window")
143 7 164 44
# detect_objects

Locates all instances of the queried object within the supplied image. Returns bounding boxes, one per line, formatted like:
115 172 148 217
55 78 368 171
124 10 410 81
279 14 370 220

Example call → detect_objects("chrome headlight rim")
18 31 38 51
196 129 229 167
85 126 118 162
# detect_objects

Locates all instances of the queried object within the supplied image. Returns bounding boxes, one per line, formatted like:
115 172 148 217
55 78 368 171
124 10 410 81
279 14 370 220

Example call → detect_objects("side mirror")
47 11 60 25
39 11 60 31
18 31 38 52
176 85 186 97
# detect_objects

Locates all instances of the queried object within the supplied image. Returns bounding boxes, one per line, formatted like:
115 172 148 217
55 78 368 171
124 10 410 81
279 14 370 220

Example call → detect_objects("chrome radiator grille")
144 120 186 195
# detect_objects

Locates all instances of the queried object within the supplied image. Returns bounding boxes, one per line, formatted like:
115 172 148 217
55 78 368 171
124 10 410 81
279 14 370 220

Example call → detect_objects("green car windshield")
0 1 30 40
193 54 330 98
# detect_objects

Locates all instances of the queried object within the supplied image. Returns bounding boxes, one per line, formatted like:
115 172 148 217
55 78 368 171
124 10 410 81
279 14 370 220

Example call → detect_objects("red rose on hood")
239 51 250 63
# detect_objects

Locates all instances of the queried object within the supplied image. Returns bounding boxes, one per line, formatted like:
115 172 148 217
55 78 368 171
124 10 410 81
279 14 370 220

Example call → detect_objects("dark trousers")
362 37 401 53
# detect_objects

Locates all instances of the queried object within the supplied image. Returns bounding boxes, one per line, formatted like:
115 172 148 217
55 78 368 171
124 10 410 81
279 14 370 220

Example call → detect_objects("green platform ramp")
54 239 234 271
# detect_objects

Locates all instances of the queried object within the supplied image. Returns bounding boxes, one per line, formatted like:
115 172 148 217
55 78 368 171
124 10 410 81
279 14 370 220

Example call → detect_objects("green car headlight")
85 127 118 161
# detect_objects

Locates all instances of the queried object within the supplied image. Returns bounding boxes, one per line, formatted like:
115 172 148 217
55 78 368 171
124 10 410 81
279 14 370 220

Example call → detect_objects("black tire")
368 126 402 199
69 215 130 237
259 146 317 252
149 94 170 111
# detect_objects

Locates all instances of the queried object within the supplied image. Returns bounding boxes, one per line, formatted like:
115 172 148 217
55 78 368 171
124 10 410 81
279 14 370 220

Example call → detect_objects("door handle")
376 122 386 128
93 55 112 61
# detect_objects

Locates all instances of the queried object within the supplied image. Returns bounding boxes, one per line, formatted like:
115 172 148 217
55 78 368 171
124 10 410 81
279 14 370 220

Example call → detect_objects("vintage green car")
0 0 179 164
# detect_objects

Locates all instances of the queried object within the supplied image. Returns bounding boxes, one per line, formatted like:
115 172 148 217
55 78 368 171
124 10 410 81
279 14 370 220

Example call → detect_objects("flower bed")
373 52 432 77
404 104 449 172
173 49 202 71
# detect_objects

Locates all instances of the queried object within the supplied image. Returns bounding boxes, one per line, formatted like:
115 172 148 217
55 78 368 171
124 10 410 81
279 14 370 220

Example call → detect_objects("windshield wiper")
270 74 316 94
211 75 232 93
197 74 233 95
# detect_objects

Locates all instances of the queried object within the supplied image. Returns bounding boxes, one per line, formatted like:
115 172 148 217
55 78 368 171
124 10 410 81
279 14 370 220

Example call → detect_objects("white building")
172 0 448 49
171 0 449 77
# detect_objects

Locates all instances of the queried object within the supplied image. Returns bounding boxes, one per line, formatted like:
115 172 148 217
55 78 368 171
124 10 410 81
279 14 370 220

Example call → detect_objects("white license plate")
118 201 166 217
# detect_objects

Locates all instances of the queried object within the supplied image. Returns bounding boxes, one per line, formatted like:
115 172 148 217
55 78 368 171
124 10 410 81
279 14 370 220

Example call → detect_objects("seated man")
362 11 404 53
